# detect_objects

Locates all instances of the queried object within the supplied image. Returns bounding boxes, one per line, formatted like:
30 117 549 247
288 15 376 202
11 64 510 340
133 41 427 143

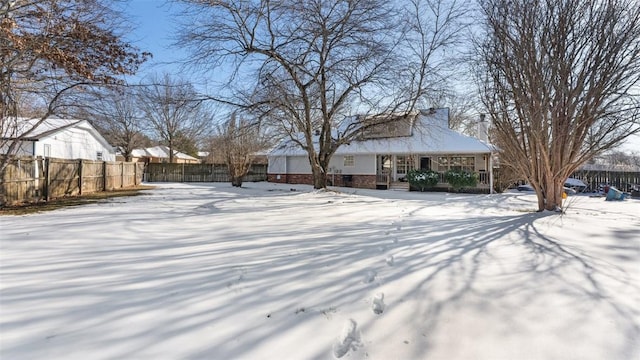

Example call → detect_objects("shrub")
407 169 439 191
444 169 478 191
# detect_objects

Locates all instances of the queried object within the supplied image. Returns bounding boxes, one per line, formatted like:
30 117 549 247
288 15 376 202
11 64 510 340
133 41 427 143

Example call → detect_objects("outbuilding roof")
131 146 199 161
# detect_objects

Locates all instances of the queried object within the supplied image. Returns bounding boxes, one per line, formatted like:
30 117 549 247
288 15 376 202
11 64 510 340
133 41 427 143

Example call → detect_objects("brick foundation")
268 173 377 189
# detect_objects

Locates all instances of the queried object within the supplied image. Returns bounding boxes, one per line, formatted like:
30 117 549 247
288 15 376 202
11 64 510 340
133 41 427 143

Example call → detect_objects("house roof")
2 117 82 139
269 108 493 156
338 128 492 155
131 146 199 161
1 117 114 151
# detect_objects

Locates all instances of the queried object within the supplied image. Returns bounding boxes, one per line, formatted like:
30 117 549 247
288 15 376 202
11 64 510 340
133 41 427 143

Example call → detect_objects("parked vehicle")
516 183 577 195
517 184 534 192
564 178 587 193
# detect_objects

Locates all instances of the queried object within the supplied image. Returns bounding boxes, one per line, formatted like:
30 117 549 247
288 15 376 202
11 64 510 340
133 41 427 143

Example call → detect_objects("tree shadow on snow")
1 183 638 359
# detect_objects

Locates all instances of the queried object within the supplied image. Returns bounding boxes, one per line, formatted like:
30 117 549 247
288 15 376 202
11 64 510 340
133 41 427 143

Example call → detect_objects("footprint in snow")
372 293 385 315
332 319 361 358
363 270 376 283
386 255 394 266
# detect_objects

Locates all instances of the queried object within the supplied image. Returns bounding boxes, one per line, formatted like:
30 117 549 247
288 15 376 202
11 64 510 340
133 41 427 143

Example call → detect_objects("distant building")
129 145 200 164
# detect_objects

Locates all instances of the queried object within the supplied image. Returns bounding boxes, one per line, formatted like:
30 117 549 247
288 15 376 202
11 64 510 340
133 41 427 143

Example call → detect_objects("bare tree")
0 0 149 171
177 0 466 189
478 0 640 211
81 86 150 161
597 150 640 170
138 74 213 163
432 91 479 136
211 112 269 187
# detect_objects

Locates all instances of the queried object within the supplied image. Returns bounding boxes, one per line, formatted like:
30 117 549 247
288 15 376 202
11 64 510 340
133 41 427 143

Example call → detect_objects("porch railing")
376 172 390 187
477 171 489 185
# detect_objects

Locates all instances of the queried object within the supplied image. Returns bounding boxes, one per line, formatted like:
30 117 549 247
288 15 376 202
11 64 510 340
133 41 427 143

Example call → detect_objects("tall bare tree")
177 0 466 189
84 86 150 161
0 0 149 171
478 0 640 211
138 74 213 163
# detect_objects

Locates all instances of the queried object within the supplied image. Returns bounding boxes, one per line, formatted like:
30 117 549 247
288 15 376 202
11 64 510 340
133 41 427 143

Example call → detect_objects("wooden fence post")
44 158 50 201
103 161 108 191
121 161 125 188
78 159 83 195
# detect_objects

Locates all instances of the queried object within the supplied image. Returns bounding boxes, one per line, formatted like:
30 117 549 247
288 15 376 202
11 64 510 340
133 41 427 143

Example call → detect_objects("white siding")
268 156 287 173
329 154 376 175
286 156 311 173
35 127 115 161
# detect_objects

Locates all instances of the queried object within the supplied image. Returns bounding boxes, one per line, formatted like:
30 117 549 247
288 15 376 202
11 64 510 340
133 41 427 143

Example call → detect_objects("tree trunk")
546 180 564 212
535 188 545 211
310 161 327 189
168 140 174 163
231 176 243 187
536 178 564 212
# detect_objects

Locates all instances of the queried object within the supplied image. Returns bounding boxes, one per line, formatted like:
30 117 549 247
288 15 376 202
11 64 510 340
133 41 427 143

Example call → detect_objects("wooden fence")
145 163 267 183
1 156 145 206
569 169 640 192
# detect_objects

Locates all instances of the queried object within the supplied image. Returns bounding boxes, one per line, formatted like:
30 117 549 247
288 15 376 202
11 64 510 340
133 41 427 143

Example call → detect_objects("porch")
375 154 493 191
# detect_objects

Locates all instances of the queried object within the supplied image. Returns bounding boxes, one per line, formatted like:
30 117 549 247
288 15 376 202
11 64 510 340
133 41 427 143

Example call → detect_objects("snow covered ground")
1 182 639 360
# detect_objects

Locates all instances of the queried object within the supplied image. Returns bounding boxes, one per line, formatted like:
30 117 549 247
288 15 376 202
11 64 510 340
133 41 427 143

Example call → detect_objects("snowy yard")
1 182 639 360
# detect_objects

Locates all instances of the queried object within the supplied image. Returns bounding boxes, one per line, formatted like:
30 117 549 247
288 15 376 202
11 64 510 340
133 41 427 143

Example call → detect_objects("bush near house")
445 169 478 191
407 169 439 191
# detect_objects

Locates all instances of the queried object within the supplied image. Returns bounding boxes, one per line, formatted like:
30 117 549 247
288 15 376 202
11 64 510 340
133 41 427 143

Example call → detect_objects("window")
396 156 407 174
396 155 415 175
343 155 355 167
436 155 475 172
96 151 103 161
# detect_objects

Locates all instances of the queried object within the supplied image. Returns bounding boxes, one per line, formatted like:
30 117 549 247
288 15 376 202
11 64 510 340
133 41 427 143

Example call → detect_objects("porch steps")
388 182 410 191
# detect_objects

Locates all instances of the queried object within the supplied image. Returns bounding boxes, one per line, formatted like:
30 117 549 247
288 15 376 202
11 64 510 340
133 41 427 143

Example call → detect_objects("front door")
420 157 431 170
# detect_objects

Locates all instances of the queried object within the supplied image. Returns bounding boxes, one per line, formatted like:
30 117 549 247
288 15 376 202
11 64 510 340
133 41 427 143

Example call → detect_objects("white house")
268 108 495 192
1 117 116 161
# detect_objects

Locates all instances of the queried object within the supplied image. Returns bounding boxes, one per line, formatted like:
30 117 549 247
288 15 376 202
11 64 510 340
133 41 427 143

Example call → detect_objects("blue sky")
124 1 228 94
123 0 186 82
122 1 639 152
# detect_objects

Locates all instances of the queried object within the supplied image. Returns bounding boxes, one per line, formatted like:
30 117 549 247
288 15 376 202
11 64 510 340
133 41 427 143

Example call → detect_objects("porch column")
489 153 494 194
392 155 397 182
